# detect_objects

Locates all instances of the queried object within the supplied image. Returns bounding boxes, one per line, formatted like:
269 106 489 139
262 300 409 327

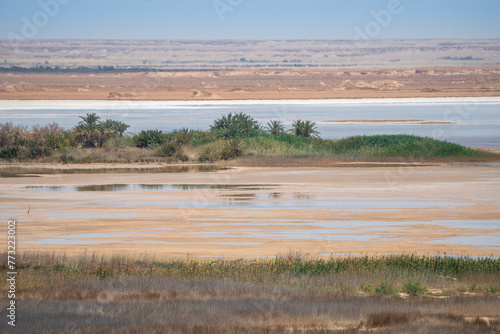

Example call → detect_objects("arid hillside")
1 39 499 69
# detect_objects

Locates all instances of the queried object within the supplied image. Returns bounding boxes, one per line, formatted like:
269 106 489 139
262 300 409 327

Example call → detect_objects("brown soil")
1 66 499 100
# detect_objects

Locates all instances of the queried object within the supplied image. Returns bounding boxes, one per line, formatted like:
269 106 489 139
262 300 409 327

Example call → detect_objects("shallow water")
98 199 475 210
3 163 499 255
22 220 500 248
27 238 263 246
2 98 499 147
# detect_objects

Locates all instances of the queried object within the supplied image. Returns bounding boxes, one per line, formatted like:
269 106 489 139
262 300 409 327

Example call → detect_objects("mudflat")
1 163 498 258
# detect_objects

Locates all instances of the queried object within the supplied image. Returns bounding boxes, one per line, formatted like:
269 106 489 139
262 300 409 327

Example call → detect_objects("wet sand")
1 164 499 258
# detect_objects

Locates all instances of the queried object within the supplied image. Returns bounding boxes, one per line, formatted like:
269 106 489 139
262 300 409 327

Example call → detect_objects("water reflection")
0 172 39 178
26 183 279 192
1 165 227 177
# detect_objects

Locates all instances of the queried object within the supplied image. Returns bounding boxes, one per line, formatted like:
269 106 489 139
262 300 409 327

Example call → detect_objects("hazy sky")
1 0 499 40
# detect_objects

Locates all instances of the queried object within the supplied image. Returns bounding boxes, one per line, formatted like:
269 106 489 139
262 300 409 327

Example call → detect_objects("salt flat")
2 97 500 109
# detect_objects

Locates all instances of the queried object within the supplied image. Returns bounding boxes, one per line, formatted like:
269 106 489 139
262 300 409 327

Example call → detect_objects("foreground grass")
1 253 499 333
2 253 499 296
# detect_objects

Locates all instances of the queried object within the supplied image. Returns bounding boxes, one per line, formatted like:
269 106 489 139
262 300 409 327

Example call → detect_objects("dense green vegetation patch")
333 134 485 158
0 112 495 163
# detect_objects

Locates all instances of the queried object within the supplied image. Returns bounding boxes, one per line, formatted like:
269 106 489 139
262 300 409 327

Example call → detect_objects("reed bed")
2 253 499 298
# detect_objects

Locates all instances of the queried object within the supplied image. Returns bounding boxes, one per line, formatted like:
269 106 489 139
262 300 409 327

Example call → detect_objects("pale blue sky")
1 0 499 40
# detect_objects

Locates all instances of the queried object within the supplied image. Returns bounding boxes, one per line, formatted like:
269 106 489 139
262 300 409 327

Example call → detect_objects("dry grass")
44 146 175 164
1 252 499 333
2 282 500 333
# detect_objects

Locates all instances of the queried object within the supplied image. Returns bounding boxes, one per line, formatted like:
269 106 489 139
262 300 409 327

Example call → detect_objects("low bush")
375 281 398 295
133 129 167 148
469 283 484 293
189 130 218 146
220 138 246 160
172 128 193 145
46 134 70 150
0 145 19 159
402 280 428 296
486 284 500 294
360 283 373 293
198 146 220 162
156 142 179 157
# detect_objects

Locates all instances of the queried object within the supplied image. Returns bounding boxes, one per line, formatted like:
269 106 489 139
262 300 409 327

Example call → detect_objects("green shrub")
486 284 500 294
375 281 397 296
0 145 19 159
190 131 217 146
133 129 167 148
220 138 246 160
156 142 179 157
210 112 260 138
52 263 66 271
198 147 219 162
173 128 194 145
331 134 488 159
469 283 484 293
402 280 428 296
360 283 373 293
46 134 70 149
26 143 52 159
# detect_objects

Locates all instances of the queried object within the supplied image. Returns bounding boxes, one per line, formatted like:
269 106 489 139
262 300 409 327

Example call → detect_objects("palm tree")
75 114 129 147
173 128 193 145
235 112 259 134
289 120 320 138
77 113 100 131
210 112 260 138
266 120 285 135
112 121 130 137
95 121 114 147
75 113 101 147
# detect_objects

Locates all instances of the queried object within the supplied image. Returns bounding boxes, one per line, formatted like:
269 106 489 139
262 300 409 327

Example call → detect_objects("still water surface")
1 98 499 147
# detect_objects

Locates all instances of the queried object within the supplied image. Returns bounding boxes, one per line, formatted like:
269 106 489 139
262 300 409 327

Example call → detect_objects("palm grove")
0 112 320 161
0 112 490 162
